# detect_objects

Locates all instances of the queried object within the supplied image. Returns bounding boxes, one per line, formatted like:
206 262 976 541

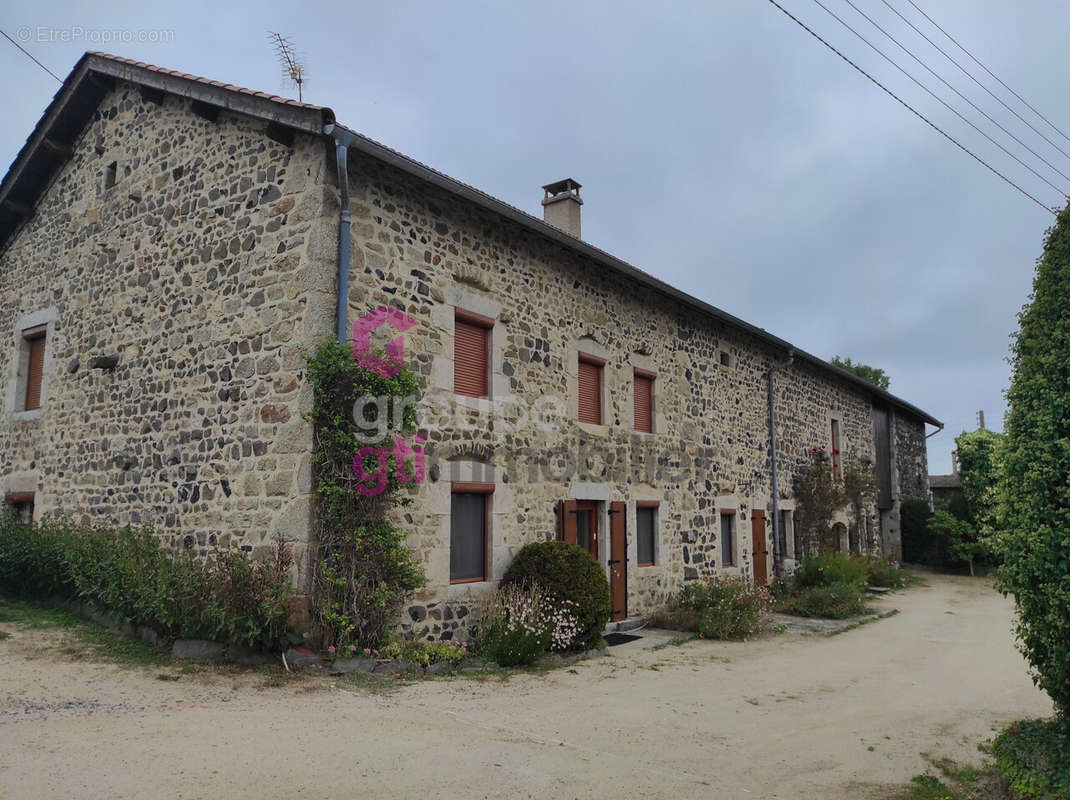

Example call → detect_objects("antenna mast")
269 32 305 102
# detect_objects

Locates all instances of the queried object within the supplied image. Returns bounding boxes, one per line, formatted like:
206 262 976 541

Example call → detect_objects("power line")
879 0 1070 163
904 0 1070 148
841 0 1070 186
764 0 1055 214
810 0 1068 197
0 29 62 83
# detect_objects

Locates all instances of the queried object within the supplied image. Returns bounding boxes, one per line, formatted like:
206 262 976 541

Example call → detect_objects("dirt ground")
0 574 1052 800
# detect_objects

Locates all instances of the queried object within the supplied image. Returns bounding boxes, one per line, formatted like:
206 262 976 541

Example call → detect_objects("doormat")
604 632 641 647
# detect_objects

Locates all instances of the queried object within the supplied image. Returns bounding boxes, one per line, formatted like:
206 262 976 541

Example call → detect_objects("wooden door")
751 510 768 587
609 501 627 622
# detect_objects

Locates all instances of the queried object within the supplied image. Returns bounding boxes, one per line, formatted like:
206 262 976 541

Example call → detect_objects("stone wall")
339 151 896 640
0 83 334 580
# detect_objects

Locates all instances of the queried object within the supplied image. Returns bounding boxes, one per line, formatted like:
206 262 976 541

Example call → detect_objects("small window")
4 492 34 524
104 161 118 190
720 511 735 566
454 312 491 398
450 483 493 583
719 351 731 367
23 329 46 411
634 370 654 433
636 502 658 566
831 418 842 481
578 354 603 425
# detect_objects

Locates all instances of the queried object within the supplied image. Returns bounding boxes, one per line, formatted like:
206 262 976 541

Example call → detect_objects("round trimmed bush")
502 541 610 649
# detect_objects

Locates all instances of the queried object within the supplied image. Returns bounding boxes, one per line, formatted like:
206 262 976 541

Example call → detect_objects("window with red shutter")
578 355 603 425
454 314 490 397
634 371 654 433
24 333 46 411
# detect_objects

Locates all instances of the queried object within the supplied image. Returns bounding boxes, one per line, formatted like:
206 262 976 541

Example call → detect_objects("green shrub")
653 577 771 640
794 552 868 588
474 582 552 666
0 516 297 652
502 541 610 649
865 556 915 589
0 514 74 598
998 202 1070 719
991 718 1070 799
777 581 869 619
305 339 426 651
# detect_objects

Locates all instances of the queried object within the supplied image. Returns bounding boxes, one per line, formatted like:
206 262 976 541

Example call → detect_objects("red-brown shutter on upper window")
454 317 489 397
578 357 602 425
24 334 46 411
634 372 653 433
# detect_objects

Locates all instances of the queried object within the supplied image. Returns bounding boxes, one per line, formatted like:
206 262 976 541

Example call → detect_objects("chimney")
541 178 583 238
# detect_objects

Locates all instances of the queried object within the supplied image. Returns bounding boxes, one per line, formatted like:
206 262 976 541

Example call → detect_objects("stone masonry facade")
0 66 933 641
0 83 338 592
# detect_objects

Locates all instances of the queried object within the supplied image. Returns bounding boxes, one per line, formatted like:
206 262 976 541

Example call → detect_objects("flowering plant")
474 580 583 665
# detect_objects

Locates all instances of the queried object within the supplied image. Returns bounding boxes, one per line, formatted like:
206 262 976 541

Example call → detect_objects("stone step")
603 615 645 635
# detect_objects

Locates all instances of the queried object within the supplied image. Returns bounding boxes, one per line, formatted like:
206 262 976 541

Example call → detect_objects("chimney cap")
542 178 582 198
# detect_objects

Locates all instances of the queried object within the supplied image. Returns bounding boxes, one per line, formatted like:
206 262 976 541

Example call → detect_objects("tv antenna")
270 32 305 102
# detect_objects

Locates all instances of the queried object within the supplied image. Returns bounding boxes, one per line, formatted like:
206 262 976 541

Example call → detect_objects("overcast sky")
3 0 1067 473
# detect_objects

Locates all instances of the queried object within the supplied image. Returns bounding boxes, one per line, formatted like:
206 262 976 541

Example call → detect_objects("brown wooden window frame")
636 500 659 566
577 353 604 426
454 310 493 399
22 326 47 412
719 510 736 567
450 482 494 584
633 369 655 434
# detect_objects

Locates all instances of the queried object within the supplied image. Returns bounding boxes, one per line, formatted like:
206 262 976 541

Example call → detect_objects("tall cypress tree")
999 202 1070 721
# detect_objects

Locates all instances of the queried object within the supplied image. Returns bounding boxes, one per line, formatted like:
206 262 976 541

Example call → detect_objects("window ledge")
10 409 43 422
447 579 498 599
576 421 610 437
630 430 656 440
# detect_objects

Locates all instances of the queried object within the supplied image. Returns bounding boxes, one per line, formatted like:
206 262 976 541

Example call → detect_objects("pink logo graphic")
352 306 417 379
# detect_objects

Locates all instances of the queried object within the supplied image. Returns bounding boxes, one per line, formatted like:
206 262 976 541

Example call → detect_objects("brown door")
609 501 627 622
751 510 768 587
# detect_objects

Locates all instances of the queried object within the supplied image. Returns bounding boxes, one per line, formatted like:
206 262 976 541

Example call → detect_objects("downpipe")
768 348 794 580
325 124 352 344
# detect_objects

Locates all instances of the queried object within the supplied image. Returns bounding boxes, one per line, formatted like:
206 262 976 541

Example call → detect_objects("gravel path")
0 574 1051 799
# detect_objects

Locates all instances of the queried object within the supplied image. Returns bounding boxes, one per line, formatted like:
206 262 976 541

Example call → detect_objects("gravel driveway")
0 574 1051 799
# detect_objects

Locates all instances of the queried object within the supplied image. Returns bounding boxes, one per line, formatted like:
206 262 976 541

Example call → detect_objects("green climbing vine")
305 339 426 650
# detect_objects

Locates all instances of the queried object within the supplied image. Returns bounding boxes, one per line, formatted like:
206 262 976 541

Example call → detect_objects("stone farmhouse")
0 53 940 638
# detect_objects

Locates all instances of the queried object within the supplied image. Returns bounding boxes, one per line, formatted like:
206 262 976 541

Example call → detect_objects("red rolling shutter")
24 334 46 411
578 357 602 424
454 317 489 397
634 372 653 433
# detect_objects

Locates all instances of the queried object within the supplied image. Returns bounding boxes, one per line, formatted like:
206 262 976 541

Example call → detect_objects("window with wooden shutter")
634 371 654 433
450 483 493 583
454 313 491 398
24 332 46 411
636 502 658 566
578 355 603 425
720 511 736 566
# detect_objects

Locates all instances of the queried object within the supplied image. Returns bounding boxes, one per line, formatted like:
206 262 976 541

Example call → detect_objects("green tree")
830 356 891 391
998 202 1070 721
927 510 981 576
955 428 1004 546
